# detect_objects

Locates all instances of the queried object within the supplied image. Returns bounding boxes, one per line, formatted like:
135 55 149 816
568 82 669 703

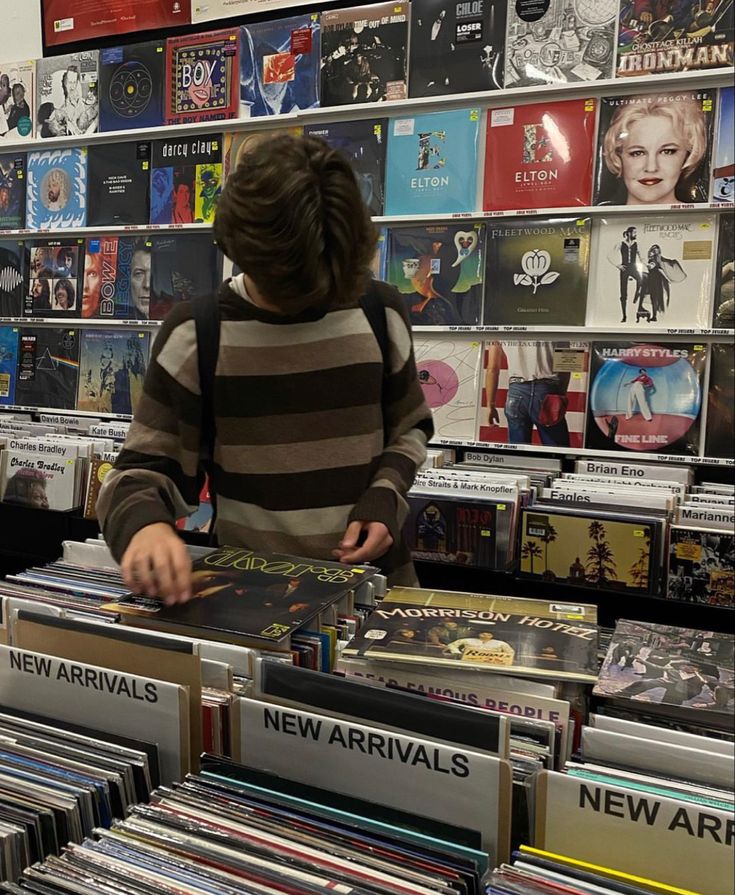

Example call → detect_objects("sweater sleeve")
348 284 434 545
96 304 205 563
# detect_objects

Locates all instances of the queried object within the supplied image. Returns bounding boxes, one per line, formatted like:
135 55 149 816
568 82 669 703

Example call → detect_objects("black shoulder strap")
359 282 390 376
193 292 221 463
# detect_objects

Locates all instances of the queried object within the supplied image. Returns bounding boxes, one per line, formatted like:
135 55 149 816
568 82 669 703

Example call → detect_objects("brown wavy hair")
214 134 377 311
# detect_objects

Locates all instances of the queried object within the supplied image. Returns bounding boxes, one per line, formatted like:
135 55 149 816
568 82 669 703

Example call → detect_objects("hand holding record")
122 522 192 605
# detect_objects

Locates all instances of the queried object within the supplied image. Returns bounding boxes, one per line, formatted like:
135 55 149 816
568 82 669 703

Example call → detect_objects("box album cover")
713 213 733 327
87 142 151 227
519 509 658 596
617 1 733 77
408 0 505 97
484 98 596 211
0 325 19 406
667 526 734 608
384 109 480 215
484 217 591 326
0 60 34 140
0 153 25 230
594 91 715 206
704 342 734 459
165 28 239 126
407 496 497 568
82 237 151 320
712 85 734 202
413 337 483 440
150 136 222 225
15 327 79 410
240 13 320 118
223 125 303 179
77 330 150 416
320 2 409 106
26 148 87 230
99 41 166 132
0 240 23 316
1 448 78 510
36 51 99 138
586 342 707 456
594 620 734 721
343 587 599 682
387 222 486 325
24 238 84 317
586 214 717 328
477 341 589 449
504 0 617 87
304 119 387 216
149 235 220 320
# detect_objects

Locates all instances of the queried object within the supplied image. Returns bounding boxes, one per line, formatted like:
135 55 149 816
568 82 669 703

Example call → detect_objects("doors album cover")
77 330 150 416
594 91 715 206
484 217 591 326
0 240 23 317
384 108 480 215
320 2 409 106
704 341 734 459
24 238 84 317
82 237 151 320
87 142 151 227
484 97 597 211
407 496 498 569
408 0 505 97
15 327 80 410
150 137 222 225
387 222 486 326
165 29 240 126
99 41 166 132
712 84 734 203
149 235 220 320
0 153 25 230
667 526 734 608
36 51 99 138
240 13 320 118
713 213 734 327
477 341 589 449
0 325 18 406
586 214 717 329
586 342 708 456
0 60 34 140
413 337 483 440
26 148 87 230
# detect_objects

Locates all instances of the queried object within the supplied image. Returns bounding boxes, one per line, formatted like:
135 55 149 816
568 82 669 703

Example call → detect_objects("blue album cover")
0 325 19 406
0 153 25 230
77 329 150 416
240 14 320 117
99 41 166 132
713 85 734 203
384 109 480 215
26 148 87 230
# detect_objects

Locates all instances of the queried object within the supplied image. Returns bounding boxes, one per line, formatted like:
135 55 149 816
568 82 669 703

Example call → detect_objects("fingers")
336 522 393 564
339 521 364 550
121 532 193 605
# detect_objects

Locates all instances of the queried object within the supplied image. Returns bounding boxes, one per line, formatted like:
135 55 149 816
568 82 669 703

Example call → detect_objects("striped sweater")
97 279 434 584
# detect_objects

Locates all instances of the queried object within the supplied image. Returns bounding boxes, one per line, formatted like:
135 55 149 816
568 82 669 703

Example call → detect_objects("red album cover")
483 98 597 212
165 28 240 125
43 0 191 48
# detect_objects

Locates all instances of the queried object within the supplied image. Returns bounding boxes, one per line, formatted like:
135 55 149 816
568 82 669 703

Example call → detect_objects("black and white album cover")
0 239 23 317
36 51 99 138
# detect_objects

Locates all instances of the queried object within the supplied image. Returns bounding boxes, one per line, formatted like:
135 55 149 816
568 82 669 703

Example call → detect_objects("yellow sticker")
480 529 492 537
633 529 644 537
676 542 702 561
470 109 479 121
350 568 365 574
497 504 506 511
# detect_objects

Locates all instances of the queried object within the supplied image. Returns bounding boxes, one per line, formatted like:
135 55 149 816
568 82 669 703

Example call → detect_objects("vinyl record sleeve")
616 1 734 77
408 0 505 97
484 217 591 326
0 153 26 230
240 13 320 118
77 330 150 416
477 340 589 448
387 223 486 326
504 0 618 87
149 234 220 321
0 60 34 141
484 98 596 211
150 136 222 225
385 109 480 215
99 41 166 132
23 238 84 318
406 495 499 569
0 325 19 407
223 125 303 179
304 119 386 216
667 525 734 608
704 341 734 459
712 85 734 202
320 2 409 107
594 91 715 206
413 337 482 440
586 214 716 329
165 28 239 126
87 142 151 227
26 149 87 230
82 236 151 320
1 448 78 510
585 341 707 456
713 213 734 327
0 240 24 317
15 328 79 411
35 51 99 139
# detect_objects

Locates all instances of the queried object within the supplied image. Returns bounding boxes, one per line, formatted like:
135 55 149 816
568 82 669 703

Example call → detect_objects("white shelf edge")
1 223 212 238
0 318 161 327
0 404 132 421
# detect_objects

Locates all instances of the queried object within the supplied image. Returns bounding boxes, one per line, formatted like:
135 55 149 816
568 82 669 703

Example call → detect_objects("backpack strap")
359 282 390 376
192 291 221 542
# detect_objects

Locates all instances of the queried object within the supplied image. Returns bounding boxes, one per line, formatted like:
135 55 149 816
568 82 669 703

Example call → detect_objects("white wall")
0 0 42 63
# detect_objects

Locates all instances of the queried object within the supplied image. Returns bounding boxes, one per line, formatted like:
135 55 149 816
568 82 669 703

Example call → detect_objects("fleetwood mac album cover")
667 525 734 608
484 217 591 326
477 340 590 448
0 325 18 406
24 238 84 317
150 136 222 225
0 240 23 317
0 153 25 230
712 84 734 202
240 13 320 117
0 60 34 140
413 337 483 440
26 148 87 230
149 235 220 320
99 41 166 132
320 2 409 106
406 496 498 569
387 222 486 326
713 213 734 327
384 108 480 215
77 329 150 416
704 341 734 459
36 51 99 138
616 0 733 77
504 0 617 87
304 119 387 216
408 0 505 96
87 142 151 227
165 28 239 125
82 237 151 320
15 327 79 410
594 91 715 206
484 97 597 211
586 341 708 456
586 214 717 329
